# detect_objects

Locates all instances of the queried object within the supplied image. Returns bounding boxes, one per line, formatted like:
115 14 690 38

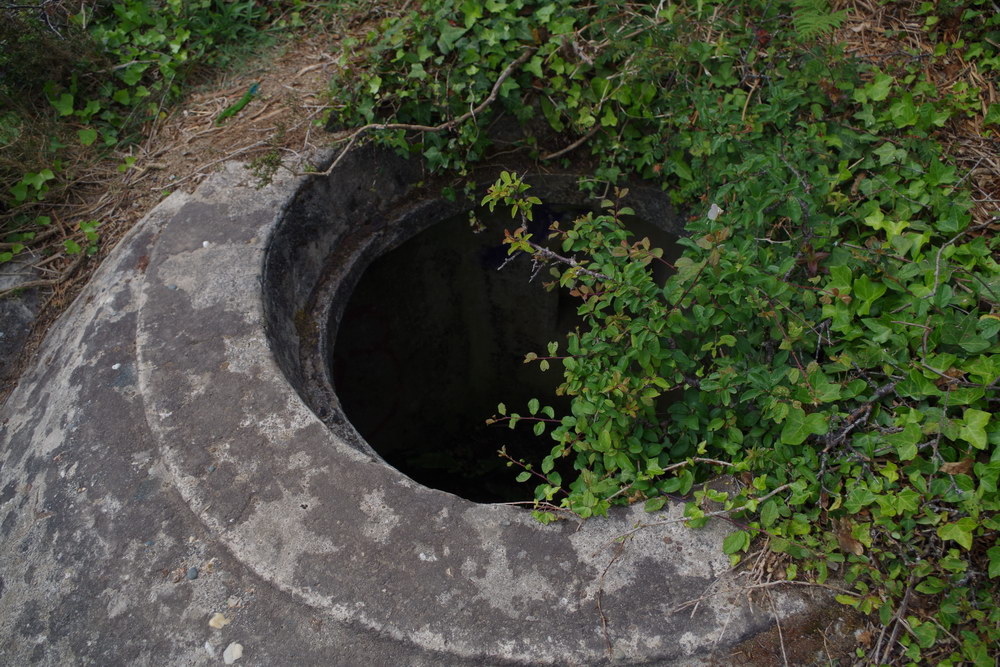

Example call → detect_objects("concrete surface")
0 256 45 392
0 146 860 665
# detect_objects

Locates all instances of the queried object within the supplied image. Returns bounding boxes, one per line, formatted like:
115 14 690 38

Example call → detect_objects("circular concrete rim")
134 147 824 665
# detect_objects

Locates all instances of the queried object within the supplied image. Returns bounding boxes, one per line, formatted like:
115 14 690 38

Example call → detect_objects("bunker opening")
331 204 679 503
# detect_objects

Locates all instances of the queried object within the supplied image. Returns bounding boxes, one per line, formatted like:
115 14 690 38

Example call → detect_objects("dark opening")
332 206 676 503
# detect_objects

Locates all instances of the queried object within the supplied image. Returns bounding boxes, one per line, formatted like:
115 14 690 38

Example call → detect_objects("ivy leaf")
548 16 575 35
867 72 893 102
959 408 990 450
9 182 28 202
888 423 921 461
896 369 942 399
121 65 144 86
51 92 74 116
436 24 468 53
941 314 990 353
524 56 543 78
462 0 484 26
780 407 828 445
988 545 1000 578
895 488 921 513
984 102 1000 127
23 169 54 189
937 517 977 550
853 275 886 316
78 128 98 146
888 94 918 128
844 485 877 513
873 142 906 166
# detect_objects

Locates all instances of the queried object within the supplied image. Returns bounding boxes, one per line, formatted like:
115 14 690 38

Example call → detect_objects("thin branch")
0 252 85 299
767 590 790 667
823 381 897 452
541 124 601 161
878 576 914 665
596 537 629 659
525 241 611 281
311 47 538 177
927 220 994 300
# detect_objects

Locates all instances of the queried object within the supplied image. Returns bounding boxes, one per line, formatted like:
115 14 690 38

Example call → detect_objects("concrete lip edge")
135 149 835 663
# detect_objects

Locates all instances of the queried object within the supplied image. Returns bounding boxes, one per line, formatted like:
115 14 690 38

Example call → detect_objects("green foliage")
1 1 295 265
333 0 999 660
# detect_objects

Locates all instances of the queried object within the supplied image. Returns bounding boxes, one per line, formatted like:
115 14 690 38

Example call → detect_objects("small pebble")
207 465 216 473
204 641 216 657
223 642 243 664
167 284 177 290
227 596 240 608
209 612 230 629
186 567 199 580
111 363 121 370
202 241 210 248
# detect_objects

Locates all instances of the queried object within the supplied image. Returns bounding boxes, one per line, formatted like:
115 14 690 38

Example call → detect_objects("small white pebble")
209 612 230 629
112 363 121 370
223 642 243 664
204 641 216 656
203 241 210 248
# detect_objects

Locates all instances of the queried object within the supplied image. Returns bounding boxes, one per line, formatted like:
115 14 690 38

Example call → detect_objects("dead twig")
541 125 601 161
310 47 538 177
766 590 790 667
0 252 86 299
596 536 630 659
875 575 914 664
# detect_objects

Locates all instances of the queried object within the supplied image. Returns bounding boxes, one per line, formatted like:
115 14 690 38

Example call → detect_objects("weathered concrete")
0 147 861 665
0 257 45 392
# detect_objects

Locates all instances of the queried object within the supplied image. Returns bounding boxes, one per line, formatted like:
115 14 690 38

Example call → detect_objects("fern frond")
791 0 847 41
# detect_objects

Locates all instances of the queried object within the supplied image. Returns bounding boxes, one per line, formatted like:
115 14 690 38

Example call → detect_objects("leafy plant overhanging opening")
331 209 578 503
324 0 1000 662
331 204 676 504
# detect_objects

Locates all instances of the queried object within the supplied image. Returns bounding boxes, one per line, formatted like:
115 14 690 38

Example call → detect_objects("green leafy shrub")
1 0 294 263
330 0 999 661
